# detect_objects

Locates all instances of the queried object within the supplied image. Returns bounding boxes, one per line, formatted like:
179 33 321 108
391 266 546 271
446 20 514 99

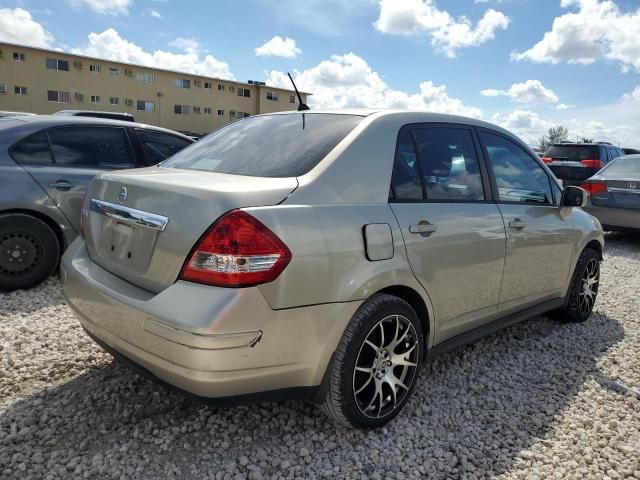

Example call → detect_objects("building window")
237 88 250 98
90 95 100 103
175 79 191 89
204 82 212 89
135 72 155 84
229 86 236 93
136 100 155 112
203 107 212 115
217 84 225 91
110 97 119 105
290 95 296 104
46 58 69 71
235 112 250 119
193 106 201 114
109 67 119 76
13 52 25 62
174 105 190 115
89 64 101 73
14 86 27 95
266 91 279 101
217 109 225 116
47 90 71 103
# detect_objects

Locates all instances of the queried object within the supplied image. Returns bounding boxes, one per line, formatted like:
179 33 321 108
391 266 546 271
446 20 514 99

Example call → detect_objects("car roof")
54 110 135 117
0 114 192 140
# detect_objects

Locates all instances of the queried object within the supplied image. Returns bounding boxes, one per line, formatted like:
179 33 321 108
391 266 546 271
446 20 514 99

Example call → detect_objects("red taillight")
581 181 607 196
179 210 292 287
580 159 605 169
542 156 553 164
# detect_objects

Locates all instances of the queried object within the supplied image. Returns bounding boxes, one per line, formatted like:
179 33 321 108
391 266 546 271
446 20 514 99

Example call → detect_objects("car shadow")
603 231 640 260
0 311 624 479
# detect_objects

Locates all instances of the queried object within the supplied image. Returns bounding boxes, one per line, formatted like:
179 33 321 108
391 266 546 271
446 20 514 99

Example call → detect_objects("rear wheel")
0 214 60 291
320 293 424 428
558 248 600 323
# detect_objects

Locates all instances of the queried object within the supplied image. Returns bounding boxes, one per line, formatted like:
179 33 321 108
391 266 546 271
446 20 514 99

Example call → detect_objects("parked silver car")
61 110 604 428
0 115 193 291
582 155 640 231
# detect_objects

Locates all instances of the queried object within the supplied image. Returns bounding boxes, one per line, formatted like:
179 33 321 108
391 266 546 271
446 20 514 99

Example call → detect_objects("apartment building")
0 42 309 135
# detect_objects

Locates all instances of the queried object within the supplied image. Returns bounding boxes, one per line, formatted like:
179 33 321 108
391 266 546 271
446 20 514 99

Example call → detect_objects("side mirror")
561 186 586 208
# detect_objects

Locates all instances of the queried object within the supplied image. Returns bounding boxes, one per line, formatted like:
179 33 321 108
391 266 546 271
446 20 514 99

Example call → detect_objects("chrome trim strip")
608 187 640 194
90 199 169 231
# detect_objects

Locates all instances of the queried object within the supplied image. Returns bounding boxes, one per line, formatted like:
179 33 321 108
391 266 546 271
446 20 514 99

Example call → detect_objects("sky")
1 0 639 147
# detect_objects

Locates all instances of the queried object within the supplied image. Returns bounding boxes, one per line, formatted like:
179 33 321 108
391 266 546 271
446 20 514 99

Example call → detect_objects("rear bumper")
61 238 359 399
584 203 640 231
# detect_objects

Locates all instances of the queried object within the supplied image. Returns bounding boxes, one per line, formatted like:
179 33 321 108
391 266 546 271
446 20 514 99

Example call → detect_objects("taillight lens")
542 156 553 164
179 210 292 287
580 159 605 169
581 181 607 196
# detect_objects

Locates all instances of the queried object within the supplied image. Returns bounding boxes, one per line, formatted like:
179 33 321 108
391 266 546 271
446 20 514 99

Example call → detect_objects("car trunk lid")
589 177 640 209
83 167 298 292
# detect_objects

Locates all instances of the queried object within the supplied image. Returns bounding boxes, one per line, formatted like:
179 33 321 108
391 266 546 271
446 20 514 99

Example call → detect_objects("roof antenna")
287 72 310 111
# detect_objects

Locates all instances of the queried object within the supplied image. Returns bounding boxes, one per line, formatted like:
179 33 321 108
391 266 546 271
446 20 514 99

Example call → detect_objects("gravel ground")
1 232 639 480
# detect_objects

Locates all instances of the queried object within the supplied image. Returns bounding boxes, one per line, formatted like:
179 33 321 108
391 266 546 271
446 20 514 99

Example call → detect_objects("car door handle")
508 219 527 230
409 221 437 236
49 180 74 190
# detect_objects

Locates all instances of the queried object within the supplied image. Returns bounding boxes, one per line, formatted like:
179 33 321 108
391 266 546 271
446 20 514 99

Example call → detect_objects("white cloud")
168 37 199 52
491 110 551 143
266 52 482 117
481 80 559 103
150 9 161 18
374 0 510 57
622 85 640 101
255 36 302 59
556 103 575 110
512 0 640 72
72 28 234 79
0 7 55 48
71 0 132 16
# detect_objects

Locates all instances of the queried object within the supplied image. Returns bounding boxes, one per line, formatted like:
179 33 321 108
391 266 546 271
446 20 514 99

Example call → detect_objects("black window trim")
389 122 494 205
11 125 139 169
476 126 561 206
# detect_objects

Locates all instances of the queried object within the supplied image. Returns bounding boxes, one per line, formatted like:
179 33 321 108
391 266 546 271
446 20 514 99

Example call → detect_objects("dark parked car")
543 142 625 186
622 148 640 155
54 110 136 122
582 155 640 231
0 115 193 291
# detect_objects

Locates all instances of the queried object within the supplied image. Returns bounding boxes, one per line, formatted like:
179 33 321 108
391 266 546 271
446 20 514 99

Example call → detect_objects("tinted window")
391 128 422 201
163 114 363 177
600 157 640 176
480 132 552 204
413 127 484 201
136 129 192 165
10 132 53 165
545 145 600 162
48 127 135 168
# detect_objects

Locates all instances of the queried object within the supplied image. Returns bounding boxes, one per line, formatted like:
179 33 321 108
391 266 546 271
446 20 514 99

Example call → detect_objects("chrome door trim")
90 199 169 231
608 187 640 194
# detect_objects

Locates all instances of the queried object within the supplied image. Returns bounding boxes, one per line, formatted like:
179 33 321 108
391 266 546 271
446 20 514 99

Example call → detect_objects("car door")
16 125 136 233
389 125 506 344
478 130 575 314
133 129 193 166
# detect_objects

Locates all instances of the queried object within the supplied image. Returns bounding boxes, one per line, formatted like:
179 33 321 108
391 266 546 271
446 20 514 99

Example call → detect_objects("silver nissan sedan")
61 110 604 428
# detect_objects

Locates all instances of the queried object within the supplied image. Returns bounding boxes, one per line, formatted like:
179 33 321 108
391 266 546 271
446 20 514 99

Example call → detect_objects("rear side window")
10 132 53 165
390 126 485 201
601 158 640 176
480 132 552 204
545 145 600 162
47 126 135 168
162 113 363 177
136 129 192 165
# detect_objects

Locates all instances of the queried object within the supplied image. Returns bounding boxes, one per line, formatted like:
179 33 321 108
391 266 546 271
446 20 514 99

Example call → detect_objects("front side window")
10 132 53 165
390 126 485 201
47 127 134 168
480 131 552 204
136 129 192 165
163 113 363 178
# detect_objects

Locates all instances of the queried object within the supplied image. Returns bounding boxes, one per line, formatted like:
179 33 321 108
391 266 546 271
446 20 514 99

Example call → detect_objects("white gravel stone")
1 232 639 479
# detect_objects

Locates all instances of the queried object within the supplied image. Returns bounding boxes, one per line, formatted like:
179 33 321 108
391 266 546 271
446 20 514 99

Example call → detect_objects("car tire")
558 248 600 323
0 214 60 291
320 293 424 429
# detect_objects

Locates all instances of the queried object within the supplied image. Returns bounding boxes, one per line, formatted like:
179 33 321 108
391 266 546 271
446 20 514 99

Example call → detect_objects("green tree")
539 125 570 150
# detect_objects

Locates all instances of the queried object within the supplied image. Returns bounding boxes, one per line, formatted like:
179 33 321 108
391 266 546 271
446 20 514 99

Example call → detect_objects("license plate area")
95 216 159 273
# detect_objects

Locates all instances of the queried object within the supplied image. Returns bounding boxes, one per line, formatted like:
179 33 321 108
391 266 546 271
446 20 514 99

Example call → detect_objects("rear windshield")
162 113 363 177
601 157 640 176
545 145 600 161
